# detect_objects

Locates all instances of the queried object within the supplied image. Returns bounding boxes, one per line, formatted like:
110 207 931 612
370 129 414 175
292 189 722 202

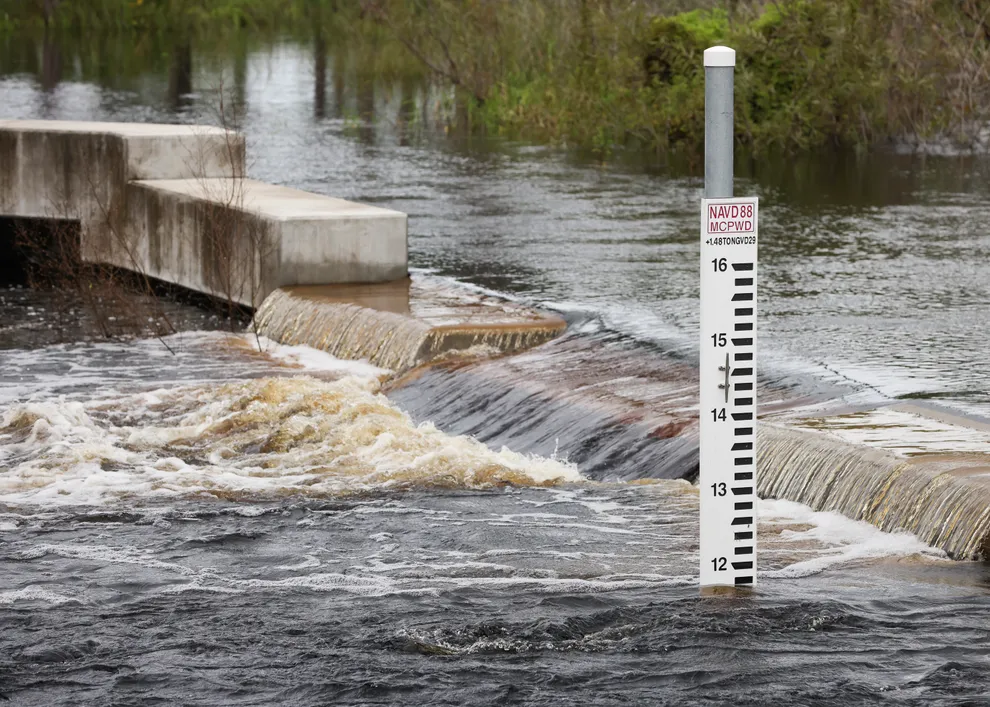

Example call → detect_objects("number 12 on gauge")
699 197 758 588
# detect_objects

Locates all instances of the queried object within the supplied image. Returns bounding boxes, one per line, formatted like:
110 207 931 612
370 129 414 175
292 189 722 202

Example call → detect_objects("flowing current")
2 37 990 705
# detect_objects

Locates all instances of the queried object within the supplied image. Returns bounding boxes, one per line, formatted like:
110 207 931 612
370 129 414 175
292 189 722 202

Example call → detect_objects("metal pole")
704 46 735 199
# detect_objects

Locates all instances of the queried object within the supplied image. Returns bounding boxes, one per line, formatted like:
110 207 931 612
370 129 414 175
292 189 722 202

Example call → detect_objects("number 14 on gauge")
699 197 758 588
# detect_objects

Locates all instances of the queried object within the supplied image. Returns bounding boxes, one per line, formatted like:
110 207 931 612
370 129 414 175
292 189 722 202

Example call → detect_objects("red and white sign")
705 199 757 235
699 196 759 588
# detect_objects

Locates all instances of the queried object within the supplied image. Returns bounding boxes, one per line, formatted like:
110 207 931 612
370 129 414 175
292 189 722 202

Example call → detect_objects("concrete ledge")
0 119 409 302
122 179 407 306
0 119 243 218
0 119 247 277
759 422 990 559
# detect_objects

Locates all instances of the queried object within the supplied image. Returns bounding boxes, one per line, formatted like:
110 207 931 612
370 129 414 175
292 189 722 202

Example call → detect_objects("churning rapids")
3 38 990 706
0 332 983 706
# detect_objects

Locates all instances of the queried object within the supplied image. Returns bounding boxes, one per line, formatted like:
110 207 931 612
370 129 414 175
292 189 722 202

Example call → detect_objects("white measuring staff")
699 197 758 587
699 45 759 588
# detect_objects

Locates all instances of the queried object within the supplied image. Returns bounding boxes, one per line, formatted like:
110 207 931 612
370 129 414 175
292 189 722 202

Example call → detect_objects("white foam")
0 586 80 606
476 514 642 536
158 583 245 595
276 555 321 571
426 575 692 591
0 375 582 507
237 572 431 597
249 335 391 379
522 486 636 523
759 498 945 578
232 506 271 518
19 543 198 575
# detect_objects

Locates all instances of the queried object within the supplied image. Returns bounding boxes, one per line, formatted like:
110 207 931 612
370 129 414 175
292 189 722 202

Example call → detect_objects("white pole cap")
704 46 736 68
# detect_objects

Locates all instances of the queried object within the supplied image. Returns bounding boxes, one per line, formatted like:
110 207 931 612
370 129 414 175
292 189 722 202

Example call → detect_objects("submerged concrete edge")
253 284 568 376
759 422 990 560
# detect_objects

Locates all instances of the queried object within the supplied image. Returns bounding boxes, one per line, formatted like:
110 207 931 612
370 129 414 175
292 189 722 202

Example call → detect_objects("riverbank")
4 0 990 156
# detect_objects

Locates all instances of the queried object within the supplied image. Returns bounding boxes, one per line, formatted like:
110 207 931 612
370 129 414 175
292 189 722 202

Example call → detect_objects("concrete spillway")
759 406 990 559
387 339 990 560
0 120 406 306
253 278 567 373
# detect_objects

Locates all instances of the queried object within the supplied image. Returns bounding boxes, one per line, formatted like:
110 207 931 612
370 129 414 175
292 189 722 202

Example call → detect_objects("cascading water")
758 424 990 559
0 363 579 506
388 324 990 559
389 327 781 482
253 289 434 372
253 281 566 373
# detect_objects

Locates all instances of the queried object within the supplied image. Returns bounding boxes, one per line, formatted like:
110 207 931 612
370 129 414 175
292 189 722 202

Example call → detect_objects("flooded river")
2 35 990 705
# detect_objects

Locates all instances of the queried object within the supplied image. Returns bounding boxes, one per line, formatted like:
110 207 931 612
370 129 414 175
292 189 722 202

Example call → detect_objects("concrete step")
0 119 242 220
0 119 409 304
124 178 406 307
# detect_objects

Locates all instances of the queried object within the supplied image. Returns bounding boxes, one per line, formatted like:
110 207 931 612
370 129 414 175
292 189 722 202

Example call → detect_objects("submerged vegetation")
3 0 990 155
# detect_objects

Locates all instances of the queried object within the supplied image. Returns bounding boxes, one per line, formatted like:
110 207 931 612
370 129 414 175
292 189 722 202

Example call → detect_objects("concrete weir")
0 119 407 305
759 405 990 560
254 277 567 373
387 338 990 560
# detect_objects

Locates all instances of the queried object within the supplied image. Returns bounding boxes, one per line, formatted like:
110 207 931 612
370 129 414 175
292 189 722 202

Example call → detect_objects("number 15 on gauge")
700 196 758 588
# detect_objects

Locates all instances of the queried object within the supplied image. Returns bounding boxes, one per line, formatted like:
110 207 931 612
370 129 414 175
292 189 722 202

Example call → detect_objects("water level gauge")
700 197 759 588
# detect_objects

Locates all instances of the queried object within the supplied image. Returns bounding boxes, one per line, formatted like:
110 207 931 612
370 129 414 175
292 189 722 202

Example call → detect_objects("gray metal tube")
704 46 735 199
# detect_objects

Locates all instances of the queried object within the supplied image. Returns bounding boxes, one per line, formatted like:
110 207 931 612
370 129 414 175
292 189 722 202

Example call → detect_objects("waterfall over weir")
759 423 990 559
255 289 433 372
388 328 795 482
253 278 990 560
388 326 990 559
253 278 566 373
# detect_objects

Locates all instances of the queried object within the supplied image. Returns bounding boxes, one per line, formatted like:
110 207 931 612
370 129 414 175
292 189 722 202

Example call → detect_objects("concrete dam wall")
0 120 406 307
0 119 567 367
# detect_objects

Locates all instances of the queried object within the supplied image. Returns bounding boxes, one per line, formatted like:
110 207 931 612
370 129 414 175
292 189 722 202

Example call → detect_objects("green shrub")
732 1 892 150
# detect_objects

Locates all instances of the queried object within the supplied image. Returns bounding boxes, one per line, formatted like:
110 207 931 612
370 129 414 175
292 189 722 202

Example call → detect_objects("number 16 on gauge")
700 196 758 588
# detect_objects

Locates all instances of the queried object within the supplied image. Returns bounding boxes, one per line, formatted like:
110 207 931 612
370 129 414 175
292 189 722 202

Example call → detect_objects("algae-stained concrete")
0 120 409 303
0 119 245 272
0 120 243 186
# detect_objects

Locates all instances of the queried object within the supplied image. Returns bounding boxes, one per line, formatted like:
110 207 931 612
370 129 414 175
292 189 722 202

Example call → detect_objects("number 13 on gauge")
700 196 758 588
